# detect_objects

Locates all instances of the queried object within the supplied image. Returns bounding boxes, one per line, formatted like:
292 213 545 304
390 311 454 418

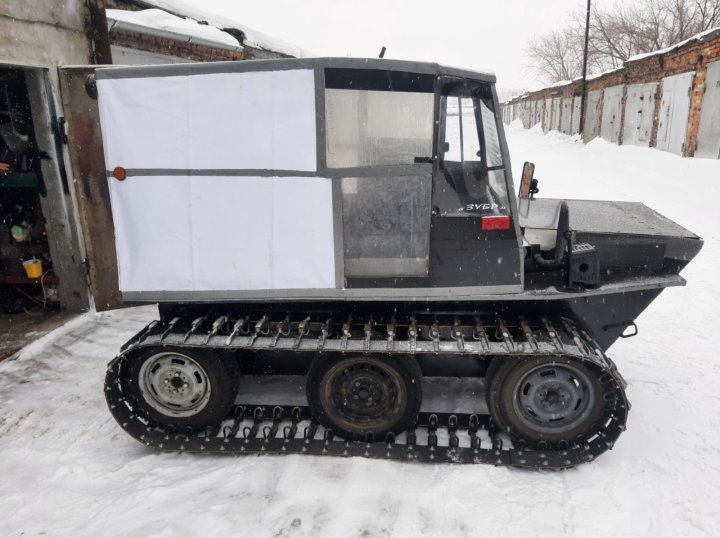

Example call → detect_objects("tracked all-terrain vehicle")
97 58 702 468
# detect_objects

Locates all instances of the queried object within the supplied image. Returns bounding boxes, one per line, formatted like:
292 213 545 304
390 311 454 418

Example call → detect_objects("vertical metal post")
85 0 113 65
578 0 591 136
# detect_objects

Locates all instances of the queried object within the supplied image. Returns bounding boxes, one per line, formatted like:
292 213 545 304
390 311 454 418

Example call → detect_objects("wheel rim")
319 359 405 433
512 362 595 435
138 352 212 417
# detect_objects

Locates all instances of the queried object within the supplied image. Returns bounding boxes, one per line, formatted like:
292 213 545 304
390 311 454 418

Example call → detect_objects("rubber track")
105 313 629 469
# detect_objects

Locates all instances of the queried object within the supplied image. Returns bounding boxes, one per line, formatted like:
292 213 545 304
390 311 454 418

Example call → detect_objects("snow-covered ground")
1 124 719 537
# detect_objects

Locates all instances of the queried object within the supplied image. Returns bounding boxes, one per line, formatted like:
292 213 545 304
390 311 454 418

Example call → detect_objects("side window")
479 99 503 168
324 69 435 169
444 96 481 163
436 81 510 216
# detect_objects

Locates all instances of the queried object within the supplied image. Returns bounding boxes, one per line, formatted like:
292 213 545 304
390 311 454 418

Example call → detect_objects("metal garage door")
623 82 657 147
601 85 624 144
657 71 695 155
583 90 603 142
552 97 561 131
560 97 573 134
696 61 720 159
571 95 581 134
543 98 552 132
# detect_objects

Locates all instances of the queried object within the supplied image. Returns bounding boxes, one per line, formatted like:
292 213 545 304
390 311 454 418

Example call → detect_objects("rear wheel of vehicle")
306 355 422 440
486 356 610 448
129 347 239 432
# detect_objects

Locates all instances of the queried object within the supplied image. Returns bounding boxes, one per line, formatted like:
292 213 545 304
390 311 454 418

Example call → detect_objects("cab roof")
96 57 497 84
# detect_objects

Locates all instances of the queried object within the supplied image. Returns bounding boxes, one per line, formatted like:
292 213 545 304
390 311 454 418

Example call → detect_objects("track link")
105 312 629 469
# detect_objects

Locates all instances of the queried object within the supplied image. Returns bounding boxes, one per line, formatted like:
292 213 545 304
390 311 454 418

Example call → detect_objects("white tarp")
97 69 336 293
107 175 335 292
98 69 317 171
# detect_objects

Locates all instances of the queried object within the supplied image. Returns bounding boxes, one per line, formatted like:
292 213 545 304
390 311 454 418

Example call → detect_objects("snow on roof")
106 8 241 49
627 26 720 62
136 0 308 57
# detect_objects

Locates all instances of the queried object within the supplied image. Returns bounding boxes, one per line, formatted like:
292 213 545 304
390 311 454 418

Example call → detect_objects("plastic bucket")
23 259 43 278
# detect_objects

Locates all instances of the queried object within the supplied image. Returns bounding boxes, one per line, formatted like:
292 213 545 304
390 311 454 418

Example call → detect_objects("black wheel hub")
332 365 396 422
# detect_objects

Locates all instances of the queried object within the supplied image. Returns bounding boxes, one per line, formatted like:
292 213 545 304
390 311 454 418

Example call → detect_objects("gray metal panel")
560 97 573 134
696 60 720 159
543 98 552 132
120 273 683 303
552 97 561 131
331 177 345 288
583 90 603 143
657 71 695 155
600 84 624 144
571 96 581 134
110 45 195 65
530 100 537 127
518 198 699 238
623 82 658 147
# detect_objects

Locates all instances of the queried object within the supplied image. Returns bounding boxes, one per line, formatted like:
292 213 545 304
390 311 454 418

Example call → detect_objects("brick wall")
504 29 720 158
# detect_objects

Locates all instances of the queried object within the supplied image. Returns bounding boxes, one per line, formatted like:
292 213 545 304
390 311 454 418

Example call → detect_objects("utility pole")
578 0 591 136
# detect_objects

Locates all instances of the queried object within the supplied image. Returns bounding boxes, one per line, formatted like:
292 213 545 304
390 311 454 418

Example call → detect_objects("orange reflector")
113 166 127 181
481 216 511 231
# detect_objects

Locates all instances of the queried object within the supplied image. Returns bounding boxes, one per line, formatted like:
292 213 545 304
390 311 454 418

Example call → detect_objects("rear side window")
324 69 435 169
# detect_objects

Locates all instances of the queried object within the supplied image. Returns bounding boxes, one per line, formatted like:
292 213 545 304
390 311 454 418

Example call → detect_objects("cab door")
428 78 523 290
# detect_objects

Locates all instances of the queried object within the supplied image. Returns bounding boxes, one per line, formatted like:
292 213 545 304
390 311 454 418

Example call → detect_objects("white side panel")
109 175 193 291
97 69 317 172
98 76 191 170
108 176 335 292
696 61 720 159
657 71 694 155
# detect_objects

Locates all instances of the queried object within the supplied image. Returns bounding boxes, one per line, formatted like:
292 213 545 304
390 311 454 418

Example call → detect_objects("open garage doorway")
0 63 87 359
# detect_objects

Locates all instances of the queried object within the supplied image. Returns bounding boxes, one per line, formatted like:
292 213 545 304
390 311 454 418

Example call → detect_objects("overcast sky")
202 0 622 95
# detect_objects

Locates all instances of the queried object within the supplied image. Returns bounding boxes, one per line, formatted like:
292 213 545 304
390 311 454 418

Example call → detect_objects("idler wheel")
129 347 239 432
307 355 422 440
486 356 613 449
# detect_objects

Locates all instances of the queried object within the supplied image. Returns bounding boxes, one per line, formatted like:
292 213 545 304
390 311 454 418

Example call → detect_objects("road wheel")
486 356 611 448
129 347 239 432
307 355 422 440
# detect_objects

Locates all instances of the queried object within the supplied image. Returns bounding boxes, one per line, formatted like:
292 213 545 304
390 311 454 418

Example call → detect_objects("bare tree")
526 0 720 84
526 29 585 82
